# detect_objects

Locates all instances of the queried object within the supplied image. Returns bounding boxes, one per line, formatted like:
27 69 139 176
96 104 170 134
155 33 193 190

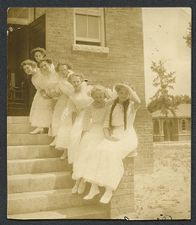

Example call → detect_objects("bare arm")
129 88 141 109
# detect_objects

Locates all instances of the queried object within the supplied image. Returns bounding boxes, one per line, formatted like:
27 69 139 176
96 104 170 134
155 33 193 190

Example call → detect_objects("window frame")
73 8 105 47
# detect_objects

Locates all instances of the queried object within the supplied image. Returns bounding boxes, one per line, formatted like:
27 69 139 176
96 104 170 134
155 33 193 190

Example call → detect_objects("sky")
142 8 191 103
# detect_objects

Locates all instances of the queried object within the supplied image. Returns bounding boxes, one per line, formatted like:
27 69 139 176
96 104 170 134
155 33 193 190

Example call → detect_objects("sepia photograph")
7 7 191 220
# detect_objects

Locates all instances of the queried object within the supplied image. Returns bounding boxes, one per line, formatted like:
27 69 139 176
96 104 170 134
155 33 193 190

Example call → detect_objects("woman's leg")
30 127 44 134
83 183 100 200
60 149 67 159
100 186 113 204
77 178 86 194
49 136 56 147
72 179 81 194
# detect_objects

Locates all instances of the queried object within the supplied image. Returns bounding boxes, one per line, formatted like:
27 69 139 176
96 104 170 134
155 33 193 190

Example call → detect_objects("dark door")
7 15 46 116
7 25 30 116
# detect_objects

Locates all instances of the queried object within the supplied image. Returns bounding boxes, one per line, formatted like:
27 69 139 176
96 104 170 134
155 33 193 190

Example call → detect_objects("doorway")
163 119 174 141
7 14 46 116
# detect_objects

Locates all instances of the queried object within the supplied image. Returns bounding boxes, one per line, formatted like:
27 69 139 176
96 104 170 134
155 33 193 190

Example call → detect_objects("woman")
80 83 141 204
49 62 74 146
21 59 54 134
55 72 93 161
31 47 46 65
71 85 110 194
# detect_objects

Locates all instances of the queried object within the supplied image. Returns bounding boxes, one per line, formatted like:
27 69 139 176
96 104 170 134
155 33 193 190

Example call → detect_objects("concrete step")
8 171 73 194
7 116 29 124
8 205 109 219
8 102 26 108
8 108 29 116
7 145 62 160
8 158 68 175
7 134 52 146
7 123 33 134
8 188 102 215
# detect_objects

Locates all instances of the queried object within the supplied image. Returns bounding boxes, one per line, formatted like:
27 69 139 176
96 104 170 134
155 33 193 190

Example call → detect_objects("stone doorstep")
7 123 33 134
8 171 73 194
7 134 52 146
8 205 109 220
7 145 62 160
8 188 103 215
7 116 30 124
8 158 68 175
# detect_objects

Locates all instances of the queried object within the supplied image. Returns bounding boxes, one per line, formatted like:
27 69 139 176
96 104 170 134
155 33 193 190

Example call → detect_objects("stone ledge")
72 44 109 54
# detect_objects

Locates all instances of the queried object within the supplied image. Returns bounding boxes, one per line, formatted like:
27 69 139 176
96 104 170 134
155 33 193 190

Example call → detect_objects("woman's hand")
40 90 51 99
105 136 119 142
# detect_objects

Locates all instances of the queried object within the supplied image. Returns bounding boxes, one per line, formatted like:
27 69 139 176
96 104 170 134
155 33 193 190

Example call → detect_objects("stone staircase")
7 116 109 219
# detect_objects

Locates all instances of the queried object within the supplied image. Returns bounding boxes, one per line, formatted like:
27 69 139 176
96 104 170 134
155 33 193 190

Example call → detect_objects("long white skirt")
51 95 68 137
68 110 86 164
55 110 86 164
76 126 138 190
29 91 54 128
72 124 105 180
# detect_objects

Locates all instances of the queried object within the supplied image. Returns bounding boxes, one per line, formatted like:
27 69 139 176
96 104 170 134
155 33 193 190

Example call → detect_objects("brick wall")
110 157 134 218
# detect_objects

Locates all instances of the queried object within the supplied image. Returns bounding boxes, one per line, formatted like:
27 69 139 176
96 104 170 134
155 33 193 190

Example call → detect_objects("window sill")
72 44 109 54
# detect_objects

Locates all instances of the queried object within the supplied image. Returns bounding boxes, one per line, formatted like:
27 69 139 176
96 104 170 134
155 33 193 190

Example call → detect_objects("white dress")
55 83 93 164
72 103 108 180
50 75 74 137
78 101 138 191
29 70 54 128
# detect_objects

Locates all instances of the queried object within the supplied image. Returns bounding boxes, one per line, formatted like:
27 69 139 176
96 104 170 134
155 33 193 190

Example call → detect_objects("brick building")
7 8 153 218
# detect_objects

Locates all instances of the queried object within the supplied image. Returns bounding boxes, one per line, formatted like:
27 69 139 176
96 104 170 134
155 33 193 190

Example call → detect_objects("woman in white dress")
49 62 74 146
55 73 93 161
21 59 54 134
71 85 109 194
80 83 141 204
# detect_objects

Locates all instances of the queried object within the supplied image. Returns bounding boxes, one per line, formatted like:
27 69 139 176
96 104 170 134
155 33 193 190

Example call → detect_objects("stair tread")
8 157 62 163
8 145 51 148
8 205 108 219
7 116 29 124
9 188 76 200
8 171 70 179
8 133 50 137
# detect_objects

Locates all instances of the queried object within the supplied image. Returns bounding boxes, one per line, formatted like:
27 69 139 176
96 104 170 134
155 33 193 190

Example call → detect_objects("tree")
148 60 177 141
148 60 176 116
173 94 191 105
183 22 191 48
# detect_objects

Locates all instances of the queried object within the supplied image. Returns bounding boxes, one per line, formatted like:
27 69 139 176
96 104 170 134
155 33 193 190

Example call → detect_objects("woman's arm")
129 88 141 110
103 106 119 142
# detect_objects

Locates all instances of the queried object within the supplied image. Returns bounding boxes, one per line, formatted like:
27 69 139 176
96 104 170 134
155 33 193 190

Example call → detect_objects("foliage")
148 94 191 113
183 22 191 48
148 60 176 116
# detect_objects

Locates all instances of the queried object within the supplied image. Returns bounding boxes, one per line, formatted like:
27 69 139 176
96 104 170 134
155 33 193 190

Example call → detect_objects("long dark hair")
109 98 130 131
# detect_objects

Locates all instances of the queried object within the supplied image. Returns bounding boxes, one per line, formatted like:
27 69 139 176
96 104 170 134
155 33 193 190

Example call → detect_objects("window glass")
76 14 88 38
88 16 100 39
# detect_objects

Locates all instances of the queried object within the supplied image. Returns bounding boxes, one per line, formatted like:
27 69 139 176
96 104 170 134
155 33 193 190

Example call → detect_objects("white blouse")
104 101 137 129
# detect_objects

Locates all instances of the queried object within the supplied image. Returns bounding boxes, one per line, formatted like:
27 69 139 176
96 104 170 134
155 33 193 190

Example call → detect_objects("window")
181 119 187 131
74 8 105 47
7 8 34 25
